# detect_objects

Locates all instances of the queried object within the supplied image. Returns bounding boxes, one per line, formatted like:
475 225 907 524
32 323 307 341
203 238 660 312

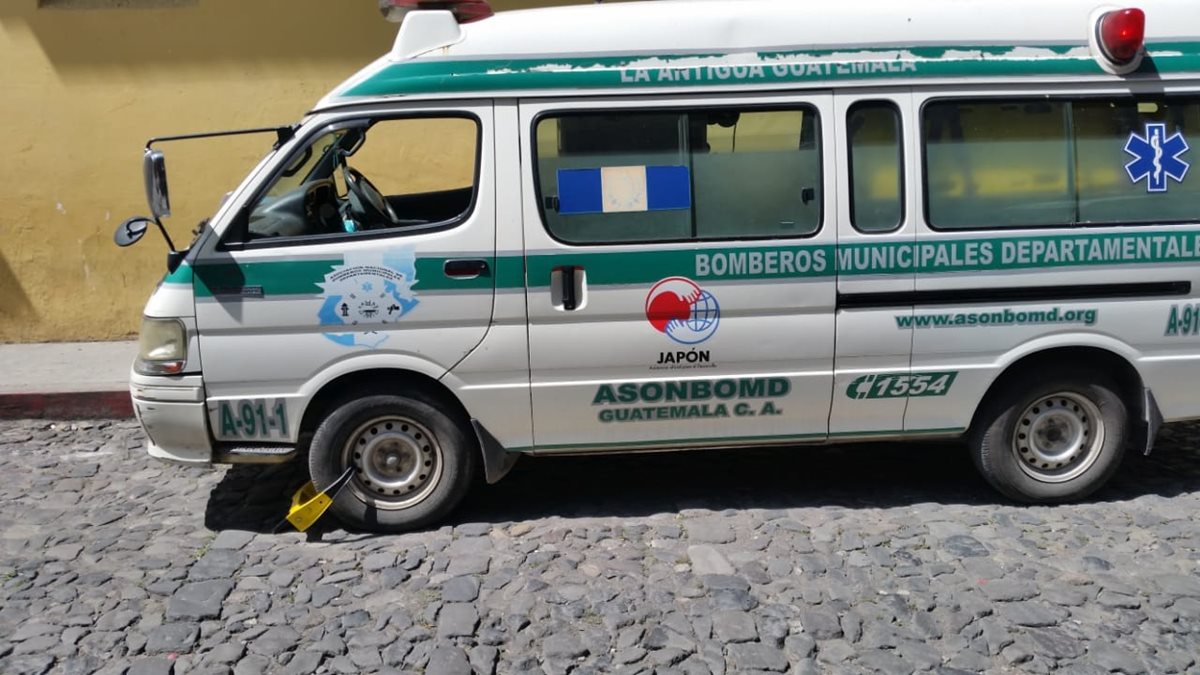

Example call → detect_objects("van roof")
319 0 1200 108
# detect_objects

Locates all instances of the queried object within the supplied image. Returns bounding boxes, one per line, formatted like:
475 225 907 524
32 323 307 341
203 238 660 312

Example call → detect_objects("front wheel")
970 369 1128 503
309 394 478 532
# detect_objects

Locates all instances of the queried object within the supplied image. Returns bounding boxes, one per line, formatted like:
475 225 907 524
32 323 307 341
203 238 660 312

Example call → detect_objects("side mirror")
114 216 153 247
143 149 171 218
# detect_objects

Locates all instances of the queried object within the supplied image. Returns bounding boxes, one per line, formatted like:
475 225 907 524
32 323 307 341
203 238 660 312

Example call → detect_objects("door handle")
562 266 578 311
552 265 585 311
443 259 489 279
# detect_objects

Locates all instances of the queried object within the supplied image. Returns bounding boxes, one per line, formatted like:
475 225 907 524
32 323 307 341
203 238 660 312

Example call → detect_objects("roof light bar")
1096 8 1146 67
379 0 493 24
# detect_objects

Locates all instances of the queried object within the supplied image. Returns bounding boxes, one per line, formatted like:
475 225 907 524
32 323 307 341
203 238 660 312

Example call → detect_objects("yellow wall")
0 0 577 343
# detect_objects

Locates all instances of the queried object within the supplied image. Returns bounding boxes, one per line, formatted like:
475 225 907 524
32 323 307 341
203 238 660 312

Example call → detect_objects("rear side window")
924 97 1199 229
1075 99 1198 223
535 107 822 244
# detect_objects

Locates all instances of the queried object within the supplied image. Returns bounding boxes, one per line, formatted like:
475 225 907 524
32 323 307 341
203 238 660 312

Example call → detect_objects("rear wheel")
970 368 1128 502
309 394 478 532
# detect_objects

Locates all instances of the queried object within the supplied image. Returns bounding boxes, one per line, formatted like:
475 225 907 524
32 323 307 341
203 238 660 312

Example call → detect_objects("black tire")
970 367 1128 503
309 394 478 532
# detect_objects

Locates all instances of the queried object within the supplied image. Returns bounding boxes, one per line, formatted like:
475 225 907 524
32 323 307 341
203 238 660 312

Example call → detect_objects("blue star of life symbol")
1124 123 1190 193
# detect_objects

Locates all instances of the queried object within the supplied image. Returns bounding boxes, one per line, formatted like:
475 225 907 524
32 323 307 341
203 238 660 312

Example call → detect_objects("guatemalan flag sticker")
557 165 691 214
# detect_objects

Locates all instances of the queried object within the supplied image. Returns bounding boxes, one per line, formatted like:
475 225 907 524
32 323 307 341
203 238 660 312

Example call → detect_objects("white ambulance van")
118 0 1200 531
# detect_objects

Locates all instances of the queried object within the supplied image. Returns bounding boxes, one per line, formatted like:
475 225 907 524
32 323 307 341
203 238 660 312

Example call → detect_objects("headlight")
136 318 187 375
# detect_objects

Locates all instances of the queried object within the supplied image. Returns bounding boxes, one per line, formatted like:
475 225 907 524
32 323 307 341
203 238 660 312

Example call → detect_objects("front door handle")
444 259 489 279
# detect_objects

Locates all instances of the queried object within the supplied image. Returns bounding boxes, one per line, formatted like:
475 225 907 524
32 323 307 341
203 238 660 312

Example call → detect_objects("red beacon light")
379 0 493 24
1096 7 1146 68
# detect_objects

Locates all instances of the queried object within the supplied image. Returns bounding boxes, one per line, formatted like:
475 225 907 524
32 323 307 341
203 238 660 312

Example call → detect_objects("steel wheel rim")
1012 391 1104 483
341 415 443 510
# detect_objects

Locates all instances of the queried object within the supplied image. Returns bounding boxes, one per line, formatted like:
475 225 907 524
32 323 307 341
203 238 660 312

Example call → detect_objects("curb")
0 391 134 420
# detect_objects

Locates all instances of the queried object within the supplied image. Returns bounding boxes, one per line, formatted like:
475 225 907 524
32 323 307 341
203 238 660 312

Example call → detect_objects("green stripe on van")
516 426 966 453
188 257 509 298
526 246 832 286
340 41 1200 98
523 230 1200 285
163 263 193 285
170 229 1200 296
838 231 1200 276
492 254 526 289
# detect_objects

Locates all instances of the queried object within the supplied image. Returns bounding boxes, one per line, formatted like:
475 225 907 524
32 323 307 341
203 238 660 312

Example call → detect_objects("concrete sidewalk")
0 341 138 418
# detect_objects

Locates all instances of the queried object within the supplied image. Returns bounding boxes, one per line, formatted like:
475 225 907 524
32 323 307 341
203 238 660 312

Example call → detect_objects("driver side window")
242 115 479 242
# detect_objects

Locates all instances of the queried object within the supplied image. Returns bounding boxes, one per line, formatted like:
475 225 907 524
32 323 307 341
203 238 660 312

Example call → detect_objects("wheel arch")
968 343 1147 444
296 357 517 483
298 367 470 439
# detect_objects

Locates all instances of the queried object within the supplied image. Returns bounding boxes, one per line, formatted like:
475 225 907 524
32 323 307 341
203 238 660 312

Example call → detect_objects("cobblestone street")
1 419 1198 675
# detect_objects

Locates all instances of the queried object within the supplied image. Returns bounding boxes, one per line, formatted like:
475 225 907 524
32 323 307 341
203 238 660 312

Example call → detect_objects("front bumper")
131 372 213 465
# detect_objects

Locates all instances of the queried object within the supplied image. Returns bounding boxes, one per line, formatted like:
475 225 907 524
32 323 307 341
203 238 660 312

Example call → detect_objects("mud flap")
472 419 520 484
1135 388 1164 456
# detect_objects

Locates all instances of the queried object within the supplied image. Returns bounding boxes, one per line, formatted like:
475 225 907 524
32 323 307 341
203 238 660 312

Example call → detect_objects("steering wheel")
304 180 343 234
343 167 398 227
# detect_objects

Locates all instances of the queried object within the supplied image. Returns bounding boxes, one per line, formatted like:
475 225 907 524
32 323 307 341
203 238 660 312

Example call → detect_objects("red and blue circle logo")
645 277 720 345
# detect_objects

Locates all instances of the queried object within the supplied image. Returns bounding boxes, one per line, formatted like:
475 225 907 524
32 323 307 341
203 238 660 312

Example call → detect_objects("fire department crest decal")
317 249 419 348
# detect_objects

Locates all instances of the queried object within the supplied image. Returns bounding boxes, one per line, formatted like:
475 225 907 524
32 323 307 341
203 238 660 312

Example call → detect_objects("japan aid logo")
644 277 720 345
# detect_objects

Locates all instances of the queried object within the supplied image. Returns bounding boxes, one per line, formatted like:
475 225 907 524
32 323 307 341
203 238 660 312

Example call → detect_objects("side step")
213 444 297 465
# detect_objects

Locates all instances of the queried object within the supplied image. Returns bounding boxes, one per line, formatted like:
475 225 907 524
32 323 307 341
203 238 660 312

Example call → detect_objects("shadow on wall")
0 254 36 328
0 0 397 71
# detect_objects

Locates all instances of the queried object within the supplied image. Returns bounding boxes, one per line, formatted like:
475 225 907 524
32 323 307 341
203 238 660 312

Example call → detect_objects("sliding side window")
535 107 821 244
